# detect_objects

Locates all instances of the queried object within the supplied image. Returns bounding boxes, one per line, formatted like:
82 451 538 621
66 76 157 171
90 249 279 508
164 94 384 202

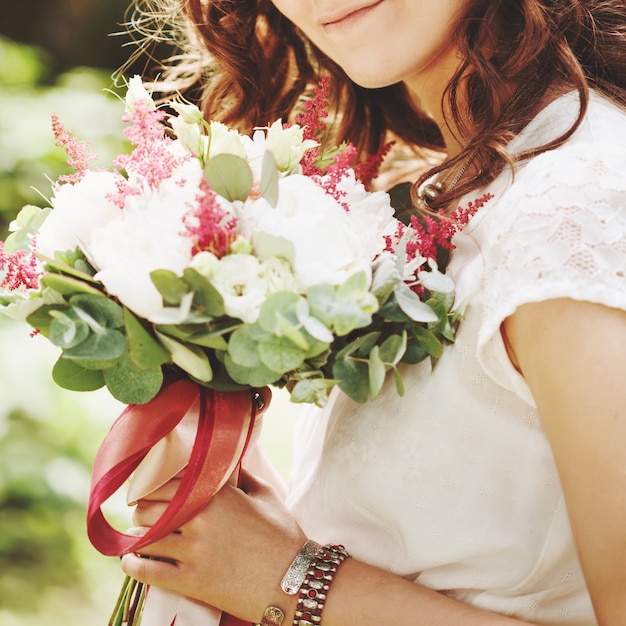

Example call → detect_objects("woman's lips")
320 0 385 31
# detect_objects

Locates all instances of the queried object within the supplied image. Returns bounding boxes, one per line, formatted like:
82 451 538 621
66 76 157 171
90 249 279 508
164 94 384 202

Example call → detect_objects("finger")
238 467 272 496
137 477 183 502
133 500 170 527
121 551 179 586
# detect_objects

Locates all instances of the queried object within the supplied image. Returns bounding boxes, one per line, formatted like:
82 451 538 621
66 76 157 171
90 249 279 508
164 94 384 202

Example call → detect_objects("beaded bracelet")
292 544 350 626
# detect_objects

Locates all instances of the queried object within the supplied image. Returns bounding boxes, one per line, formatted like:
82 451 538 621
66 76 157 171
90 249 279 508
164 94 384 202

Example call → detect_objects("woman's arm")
122 472 531 625
503 298 626 625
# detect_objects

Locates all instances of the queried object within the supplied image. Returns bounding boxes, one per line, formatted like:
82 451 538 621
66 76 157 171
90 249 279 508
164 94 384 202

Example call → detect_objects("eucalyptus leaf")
156 331 213 382
49 309 90 349
52 356 105 392
150 270 190 306
62 327 127 361
368 346 386 399
41 273 103 297
394 283 438 323
27 305 68 338
258 334 306 373
227 324 265 367
408 324 443 358
290 378 338 406
260 151 279 207
204 153 253 202
392 366 405 397
39 252 98 282
224 354 282 387
124 308 170 370
182 268 225 317
70 293 124 329
378 332 407 366
3 205 51 253
103 351 164 404
333 356 369 403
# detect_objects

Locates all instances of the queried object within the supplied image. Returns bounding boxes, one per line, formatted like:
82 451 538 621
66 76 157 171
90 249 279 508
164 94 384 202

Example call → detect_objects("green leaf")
393 366 405 396
70 293 124 329
378 332 407 366
368 346 386 399
204 153 253 202
150 270 190 306
52 356 105 392
124 308 170 370
41 273 102 297
408 324 443 358
156 331 213 382
62 327 127 361
26 305 68 337
227 324 265 367
39 252 98 282
258 334 305 373
290 378 337 406
394 283 438 323
182 268 226 317
260 151 279 207
103 351 164 404
224 354 282 387
49 309 90 349
336 331 381 360
258 292 300 334
333 356 369 403
4 205 51 253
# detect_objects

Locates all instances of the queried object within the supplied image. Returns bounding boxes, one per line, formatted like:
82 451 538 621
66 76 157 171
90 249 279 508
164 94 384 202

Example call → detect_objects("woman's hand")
121 468 306 622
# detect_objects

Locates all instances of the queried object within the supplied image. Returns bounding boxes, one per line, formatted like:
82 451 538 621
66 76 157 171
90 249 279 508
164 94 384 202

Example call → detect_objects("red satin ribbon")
87 378 254 557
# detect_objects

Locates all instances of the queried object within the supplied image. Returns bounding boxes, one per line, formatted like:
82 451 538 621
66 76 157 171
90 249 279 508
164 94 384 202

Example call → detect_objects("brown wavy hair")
126 0 626 208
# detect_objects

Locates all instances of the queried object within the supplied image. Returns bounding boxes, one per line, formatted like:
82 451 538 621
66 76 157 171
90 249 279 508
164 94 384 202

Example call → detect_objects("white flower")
239 173 395 291
170 116 207 158
125 75 156 112
207 122 247 160
190 250 220 279
265 120 318 173
88 157 205 319
169 102 204 125
36 170 121 257
210 254 268 323
260 256 296 293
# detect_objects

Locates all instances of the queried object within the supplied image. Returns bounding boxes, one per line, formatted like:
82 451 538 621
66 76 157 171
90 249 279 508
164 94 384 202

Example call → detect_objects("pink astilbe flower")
385 192 493 293
51 113 98 184
0 241 41 291
183 180 238 258
296 77 331 176
314 143 358 211
108 101 190 209
354 140 396 190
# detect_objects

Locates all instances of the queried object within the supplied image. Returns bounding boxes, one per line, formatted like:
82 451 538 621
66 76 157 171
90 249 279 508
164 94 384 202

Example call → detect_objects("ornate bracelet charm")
254 605 285 626
292 544 350 626
281 539 324 595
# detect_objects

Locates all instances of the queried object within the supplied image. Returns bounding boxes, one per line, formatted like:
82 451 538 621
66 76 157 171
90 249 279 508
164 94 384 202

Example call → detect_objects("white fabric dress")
286 91 626 625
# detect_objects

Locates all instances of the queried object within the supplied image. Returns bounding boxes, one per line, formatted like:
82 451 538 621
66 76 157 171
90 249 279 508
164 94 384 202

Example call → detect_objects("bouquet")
0 76 474 625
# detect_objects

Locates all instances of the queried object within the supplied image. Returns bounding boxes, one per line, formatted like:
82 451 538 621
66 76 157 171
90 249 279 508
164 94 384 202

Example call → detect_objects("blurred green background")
0 3 295 623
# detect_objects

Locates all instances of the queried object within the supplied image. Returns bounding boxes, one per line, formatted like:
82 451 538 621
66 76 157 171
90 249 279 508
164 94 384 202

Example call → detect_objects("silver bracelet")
281 539 323 595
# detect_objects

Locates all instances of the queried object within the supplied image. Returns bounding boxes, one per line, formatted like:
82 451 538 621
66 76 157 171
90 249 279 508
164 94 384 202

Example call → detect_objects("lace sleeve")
476 141 626 404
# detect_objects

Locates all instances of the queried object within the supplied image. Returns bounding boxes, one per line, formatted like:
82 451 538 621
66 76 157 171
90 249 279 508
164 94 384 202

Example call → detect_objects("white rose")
239 174 395 290
210 254 268 323
37 170 121 257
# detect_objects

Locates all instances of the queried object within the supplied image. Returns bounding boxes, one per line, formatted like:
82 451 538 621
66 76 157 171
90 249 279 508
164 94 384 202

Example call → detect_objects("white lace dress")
286 91 626 625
